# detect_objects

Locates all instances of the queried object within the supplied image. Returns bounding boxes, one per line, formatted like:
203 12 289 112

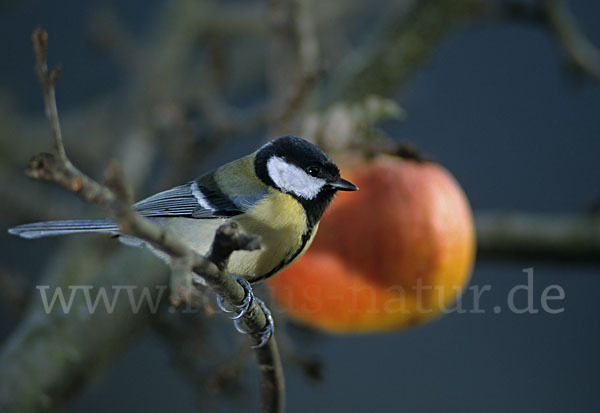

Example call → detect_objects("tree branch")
322 0 487 104
475 211 600 262
6 28 284 413
0 241 170 413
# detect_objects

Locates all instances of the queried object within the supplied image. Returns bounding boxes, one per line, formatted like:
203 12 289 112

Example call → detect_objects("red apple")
267 155 476 332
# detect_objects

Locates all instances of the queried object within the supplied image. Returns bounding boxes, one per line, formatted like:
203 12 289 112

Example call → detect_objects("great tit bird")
9 135 358 346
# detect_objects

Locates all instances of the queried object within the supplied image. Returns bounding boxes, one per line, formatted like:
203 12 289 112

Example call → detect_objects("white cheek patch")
267 156 326 200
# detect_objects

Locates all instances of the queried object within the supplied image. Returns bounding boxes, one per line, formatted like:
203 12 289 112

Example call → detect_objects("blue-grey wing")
133 182 266 219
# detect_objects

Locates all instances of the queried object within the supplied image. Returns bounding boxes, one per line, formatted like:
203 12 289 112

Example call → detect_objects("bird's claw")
234 297 274 349
216 274 253 320
216 275 274 348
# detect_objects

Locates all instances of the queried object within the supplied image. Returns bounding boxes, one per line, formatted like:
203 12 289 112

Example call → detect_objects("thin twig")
26 28 285 413
32 28 68 163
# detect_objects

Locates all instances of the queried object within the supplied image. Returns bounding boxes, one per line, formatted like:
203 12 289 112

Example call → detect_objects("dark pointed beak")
328 177 358 191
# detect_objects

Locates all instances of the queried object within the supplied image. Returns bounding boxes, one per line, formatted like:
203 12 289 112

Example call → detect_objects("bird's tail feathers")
8 219 119 239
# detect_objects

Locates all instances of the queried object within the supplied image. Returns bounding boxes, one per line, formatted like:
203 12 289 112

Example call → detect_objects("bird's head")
255 135 358 226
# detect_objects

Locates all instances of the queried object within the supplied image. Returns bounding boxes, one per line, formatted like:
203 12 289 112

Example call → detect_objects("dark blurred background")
0 0 599 412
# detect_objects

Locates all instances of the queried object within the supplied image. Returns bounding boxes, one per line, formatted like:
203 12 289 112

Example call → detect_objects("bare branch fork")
26 28 284 413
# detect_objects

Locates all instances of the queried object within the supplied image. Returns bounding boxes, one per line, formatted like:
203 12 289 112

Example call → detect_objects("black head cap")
255 136 337 181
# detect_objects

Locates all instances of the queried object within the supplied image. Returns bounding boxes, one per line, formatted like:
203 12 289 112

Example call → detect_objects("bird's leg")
216 275 274 348
216 274 253 320
234 297 274 349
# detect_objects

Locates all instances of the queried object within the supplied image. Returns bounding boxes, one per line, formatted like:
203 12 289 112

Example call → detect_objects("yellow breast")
228 189 310 282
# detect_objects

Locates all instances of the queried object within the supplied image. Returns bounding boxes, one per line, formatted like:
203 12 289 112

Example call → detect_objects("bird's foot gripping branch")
17 28 284 413
216 274 275 349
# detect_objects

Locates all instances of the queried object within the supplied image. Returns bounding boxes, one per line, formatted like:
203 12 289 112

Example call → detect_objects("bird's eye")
306 166 320 177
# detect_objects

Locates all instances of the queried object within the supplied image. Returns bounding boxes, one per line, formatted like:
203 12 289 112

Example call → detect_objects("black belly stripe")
250 225 315 284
